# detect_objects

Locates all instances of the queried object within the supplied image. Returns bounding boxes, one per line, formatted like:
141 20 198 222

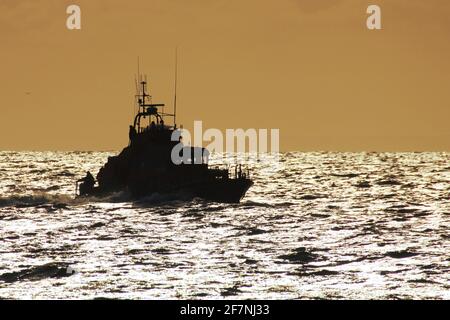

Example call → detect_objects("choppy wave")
0 193 77 208
0 262 75 283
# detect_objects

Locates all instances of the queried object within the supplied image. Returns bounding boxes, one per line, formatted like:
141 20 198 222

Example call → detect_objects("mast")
138 56 140 110
173 47 178 128
135 56 141 119
132 55 176 131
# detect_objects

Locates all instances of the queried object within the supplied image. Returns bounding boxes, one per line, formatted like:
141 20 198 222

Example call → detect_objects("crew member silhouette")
78 171 95 195
129 125 137 143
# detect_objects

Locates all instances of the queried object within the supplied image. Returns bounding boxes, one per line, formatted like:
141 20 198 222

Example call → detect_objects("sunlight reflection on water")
0 151 448 299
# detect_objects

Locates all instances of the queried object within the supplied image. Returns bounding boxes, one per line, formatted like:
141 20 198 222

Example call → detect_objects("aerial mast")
173 47 178 128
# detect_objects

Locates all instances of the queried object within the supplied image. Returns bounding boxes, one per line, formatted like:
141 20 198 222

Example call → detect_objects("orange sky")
0 0 449 151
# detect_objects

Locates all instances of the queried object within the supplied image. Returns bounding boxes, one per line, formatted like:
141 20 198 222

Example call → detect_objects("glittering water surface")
0 151 448 299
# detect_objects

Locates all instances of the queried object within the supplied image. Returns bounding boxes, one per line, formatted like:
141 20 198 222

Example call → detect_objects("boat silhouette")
76 76 253 203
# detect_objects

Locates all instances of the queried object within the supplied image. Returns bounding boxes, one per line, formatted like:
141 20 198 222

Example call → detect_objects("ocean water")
0 151 448 299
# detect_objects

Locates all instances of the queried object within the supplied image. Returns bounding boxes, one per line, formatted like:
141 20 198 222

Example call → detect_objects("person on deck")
129 125 137 143
78 171 95 195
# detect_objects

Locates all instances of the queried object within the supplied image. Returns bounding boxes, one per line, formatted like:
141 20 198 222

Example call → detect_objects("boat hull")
80 177 253 203
192 178 253 203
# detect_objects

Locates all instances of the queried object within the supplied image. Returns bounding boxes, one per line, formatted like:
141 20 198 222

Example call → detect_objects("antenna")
135 56 141 118
173 47 178 128
137 56 140 86
133 75 138 120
